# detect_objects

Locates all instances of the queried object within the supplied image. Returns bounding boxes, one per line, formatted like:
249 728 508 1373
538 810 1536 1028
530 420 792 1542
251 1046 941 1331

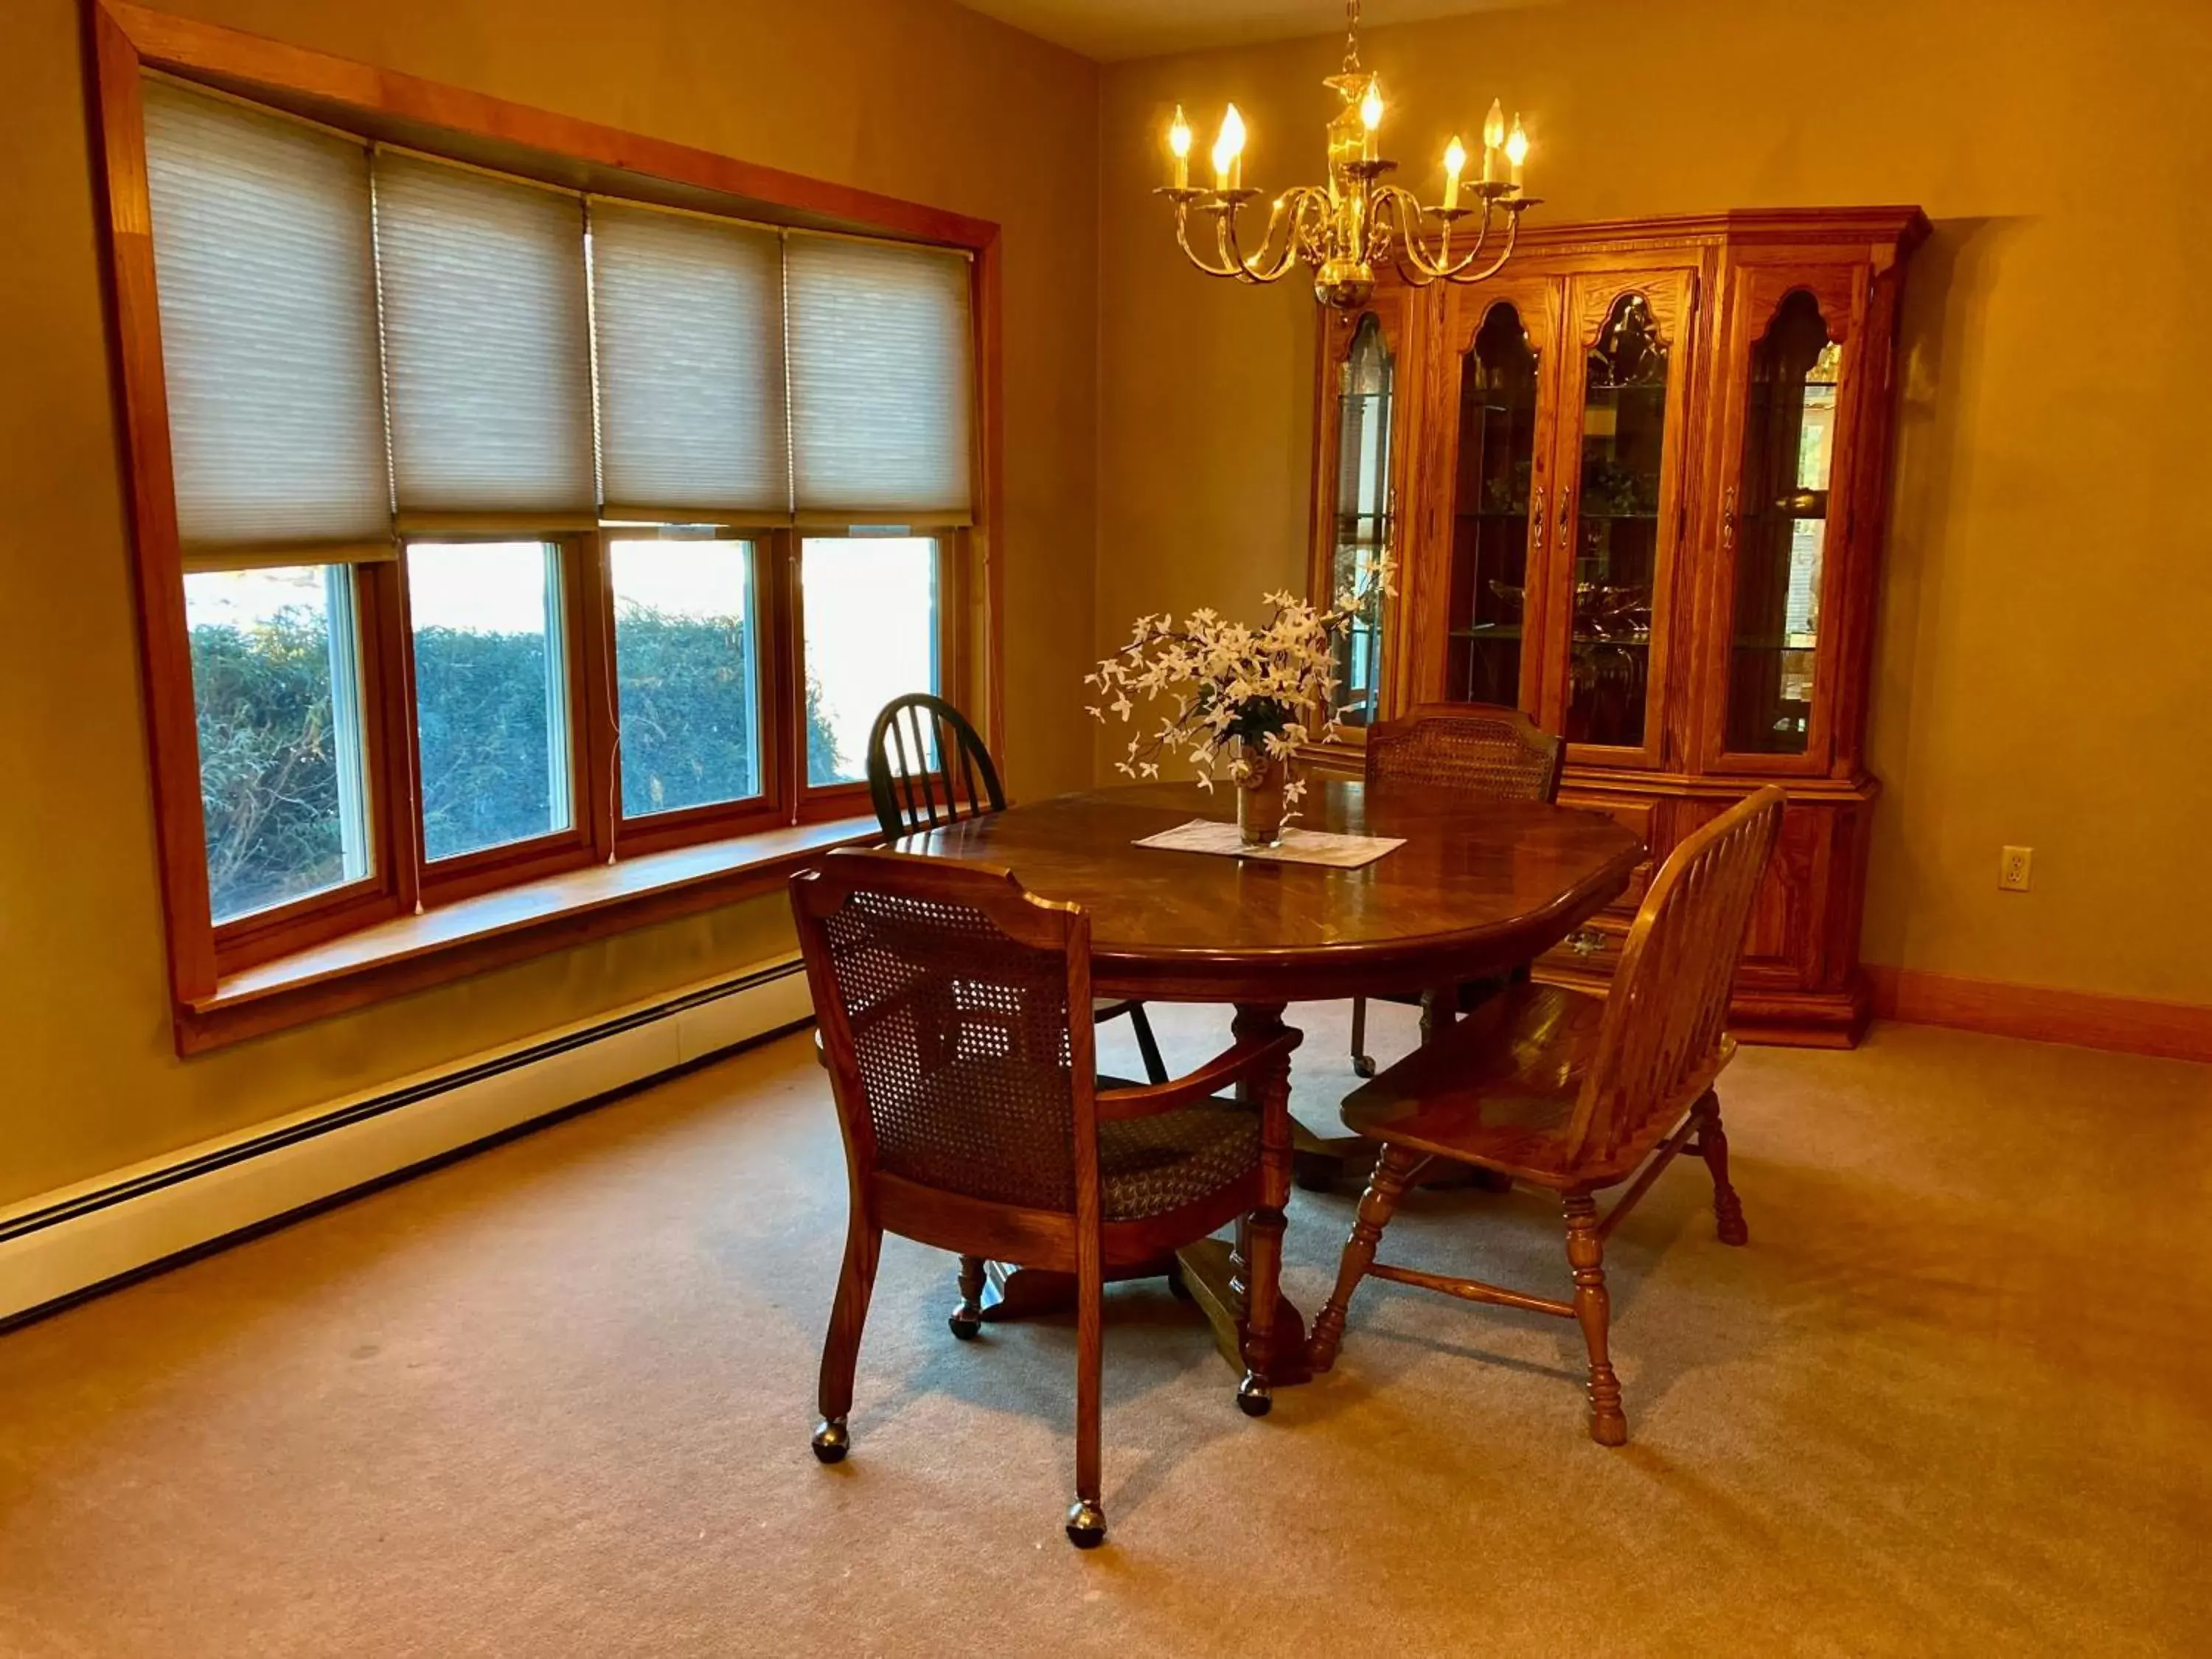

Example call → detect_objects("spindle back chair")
1310 787 1786 1445
864 692 1169 1086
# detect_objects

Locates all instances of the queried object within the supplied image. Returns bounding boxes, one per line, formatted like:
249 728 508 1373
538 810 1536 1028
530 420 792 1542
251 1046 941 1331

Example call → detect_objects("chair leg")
1699 1091 1749 1246
813 1215 882 1463
1127 1002 1169 1087
1562 1193 1627 1447
1065 1246 1107 1548
950 1254 986 1339
1310 1142 1427 1371
1349 997 1377 1079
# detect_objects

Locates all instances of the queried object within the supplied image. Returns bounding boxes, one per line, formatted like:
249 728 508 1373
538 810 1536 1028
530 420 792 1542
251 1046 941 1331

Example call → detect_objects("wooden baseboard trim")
1867 966 2212 1064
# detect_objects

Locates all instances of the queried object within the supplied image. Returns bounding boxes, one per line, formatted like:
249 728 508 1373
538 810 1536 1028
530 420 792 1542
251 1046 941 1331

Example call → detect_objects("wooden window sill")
178 815 880 1054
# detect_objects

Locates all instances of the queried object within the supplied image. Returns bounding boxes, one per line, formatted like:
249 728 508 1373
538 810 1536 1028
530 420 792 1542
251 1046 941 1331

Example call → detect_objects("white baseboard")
0 956 812 1327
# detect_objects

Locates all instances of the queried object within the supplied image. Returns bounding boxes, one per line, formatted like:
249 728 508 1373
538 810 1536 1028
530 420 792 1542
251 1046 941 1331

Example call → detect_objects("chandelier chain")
1343 0 1360 73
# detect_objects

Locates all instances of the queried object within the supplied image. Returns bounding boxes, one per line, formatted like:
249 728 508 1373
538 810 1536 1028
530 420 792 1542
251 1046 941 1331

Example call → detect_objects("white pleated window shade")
140 79 392 566
372 151 597 523
588 201 788 522
785 234 974 521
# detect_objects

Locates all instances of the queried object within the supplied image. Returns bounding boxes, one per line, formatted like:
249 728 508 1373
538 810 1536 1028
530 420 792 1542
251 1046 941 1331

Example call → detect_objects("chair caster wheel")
1236 1375 1273 1417
1352 1055 1377 1079
811 1417 849 1463
948 1309 983 1340
1065 1498 1107 1548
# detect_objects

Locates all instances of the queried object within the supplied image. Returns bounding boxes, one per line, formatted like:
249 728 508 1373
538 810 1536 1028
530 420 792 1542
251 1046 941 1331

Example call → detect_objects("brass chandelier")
1156 0 1538 309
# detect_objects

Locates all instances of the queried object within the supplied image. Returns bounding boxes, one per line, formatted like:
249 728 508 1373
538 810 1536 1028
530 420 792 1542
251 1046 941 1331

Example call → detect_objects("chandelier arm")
1374 187 1503 283
1446 204 1527 285
1171 200 1248 280
1217 192 1314 284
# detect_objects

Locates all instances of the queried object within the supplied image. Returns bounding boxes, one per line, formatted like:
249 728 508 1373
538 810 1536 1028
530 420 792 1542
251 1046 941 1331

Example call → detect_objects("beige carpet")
1 1002 2207 1657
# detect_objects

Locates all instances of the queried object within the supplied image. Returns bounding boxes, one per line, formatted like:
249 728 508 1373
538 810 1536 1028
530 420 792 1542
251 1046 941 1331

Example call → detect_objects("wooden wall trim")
1868 966 2212 1065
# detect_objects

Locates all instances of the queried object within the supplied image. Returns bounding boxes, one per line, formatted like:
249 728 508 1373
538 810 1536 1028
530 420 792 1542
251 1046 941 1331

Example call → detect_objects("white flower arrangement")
1085 560 1393 812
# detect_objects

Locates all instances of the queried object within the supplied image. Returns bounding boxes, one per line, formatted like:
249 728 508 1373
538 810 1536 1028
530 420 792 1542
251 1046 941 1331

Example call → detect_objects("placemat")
1133 818 1405 869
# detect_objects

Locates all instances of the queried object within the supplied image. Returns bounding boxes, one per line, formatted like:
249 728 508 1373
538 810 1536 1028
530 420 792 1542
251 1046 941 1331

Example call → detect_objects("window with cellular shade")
140 79 392 564
371 150 597 520
785 233 973 521
588 201 788 521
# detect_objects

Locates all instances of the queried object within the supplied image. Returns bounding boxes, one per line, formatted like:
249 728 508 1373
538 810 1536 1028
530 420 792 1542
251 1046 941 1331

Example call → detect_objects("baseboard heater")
0 956 813 1330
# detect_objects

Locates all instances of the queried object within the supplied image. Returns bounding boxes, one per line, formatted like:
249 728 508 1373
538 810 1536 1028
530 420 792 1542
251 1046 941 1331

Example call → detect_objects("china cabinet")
1304 207 1928 1045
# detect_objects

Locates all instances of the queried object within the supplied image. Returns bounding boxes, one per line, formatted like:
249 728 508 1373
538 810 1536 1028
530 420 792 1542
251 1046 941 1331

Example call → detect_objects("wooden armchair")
866 692 1169 1086
1350 703 1565 1077
791 848 1300 1548
1310 787 1785 1444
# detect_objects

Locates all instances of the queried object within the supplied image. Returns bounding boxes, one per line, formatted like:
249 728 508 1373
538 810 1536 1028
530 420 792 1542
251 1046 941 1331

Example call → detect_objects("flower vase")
1237 749 1287 849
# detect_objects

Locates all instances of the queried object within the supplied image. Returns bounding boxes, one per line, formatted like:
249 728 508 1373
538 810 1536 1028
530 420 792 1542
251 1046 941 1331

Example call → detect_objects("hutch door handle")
1531 485 1545 552
1722 484 1737 552
1557 487 1572 543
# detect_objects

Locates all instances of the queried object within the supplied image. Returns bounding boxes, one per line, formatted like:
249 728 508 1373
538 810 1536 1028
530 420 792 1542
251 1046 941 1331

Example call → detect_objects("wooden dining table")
891 776 1644 1403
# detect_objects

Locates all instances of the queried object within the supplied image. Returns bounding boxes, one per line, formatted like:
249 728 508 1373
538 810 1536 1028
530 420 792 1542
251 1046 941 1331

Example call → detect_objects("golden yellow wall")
0 0 1099 1206
1098 0 2212 1006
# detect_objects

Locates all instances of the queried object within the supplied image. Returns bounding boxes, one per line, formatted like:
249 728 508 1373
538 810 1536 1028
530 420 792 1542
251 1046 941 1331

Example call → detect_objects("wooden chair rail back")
1364 702 1565 804
1569 787 1787 1163
866 692 1006 839
790 848 1100 1214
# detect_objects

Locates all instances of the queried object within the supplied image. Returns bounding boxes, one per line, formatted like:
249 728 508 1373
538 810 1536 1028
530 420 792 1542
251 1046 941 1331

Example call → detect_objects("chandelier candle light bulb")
1153 0 1539 307
1212 104 1246 192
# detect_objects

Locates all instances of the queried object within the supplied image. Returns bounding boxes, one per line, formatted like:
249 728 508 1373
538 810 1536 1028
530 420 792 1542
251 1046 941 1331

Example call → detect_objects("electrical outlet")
1999 846 2033 892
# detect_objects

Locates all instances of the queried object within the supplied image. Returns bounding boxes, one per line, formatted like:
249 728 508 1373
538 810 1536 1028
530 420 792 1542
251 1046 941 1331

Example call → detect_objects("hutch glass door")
1725 288 1840 756
1446 296 1548 708
1327 312 1396 729
1565 291 1670 753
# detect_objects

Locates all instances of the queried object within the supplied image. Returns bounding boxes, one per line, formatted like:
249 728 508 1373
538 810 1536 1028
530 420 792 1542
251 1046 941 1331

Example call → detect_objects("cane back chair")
1349 703 1566 1077
866 692 1169 1088
791 848 1300 1548
1310 787 1785 1445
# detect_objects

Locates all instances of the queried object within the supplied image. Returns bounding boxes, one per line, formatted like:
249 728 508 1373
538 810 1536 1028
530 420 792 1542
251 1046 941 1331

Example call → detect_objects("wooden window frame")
90 1 1004 1051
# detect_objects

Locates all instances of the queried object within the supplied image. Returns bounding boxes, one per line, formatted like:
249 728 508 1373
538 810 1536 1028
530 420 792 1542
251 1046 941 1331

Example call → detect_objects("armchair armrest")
1096 1027 1301 1121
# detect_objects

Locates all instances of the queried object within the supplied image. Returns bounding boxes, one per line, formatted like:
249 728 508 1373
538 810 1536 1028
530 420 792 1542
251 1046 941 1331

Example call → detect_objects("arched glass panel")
1447 302 1540 706
1568 292 1667 748
1329 313 1394 727
1726 290 1838 754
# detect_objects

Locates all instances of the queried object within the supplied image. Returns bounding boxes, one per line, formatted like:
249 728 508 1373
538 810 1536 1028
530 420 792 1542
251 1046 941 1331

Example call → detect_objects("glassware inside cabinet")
1329 313 1394 728
1567 292 1668 748
1447 302 1540 706
1725 290 1838 754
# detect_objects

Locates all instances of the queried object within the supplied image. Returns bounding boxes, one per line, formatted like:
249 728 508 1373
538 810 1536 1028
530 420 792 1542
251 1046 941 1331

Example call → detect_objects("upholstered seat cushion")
1099 1099 1259 1222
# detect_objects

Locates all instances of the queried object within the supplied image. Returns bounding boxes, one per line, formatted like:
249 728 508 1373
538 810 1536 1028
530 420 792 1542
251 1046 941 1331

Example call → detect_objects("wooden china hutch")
1306 208 1928 1046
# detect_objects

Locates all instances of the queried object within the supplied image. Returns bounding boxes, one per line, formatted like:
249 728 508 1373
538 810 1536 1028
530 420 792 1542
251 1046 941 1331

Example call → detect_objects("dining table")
890 775 1644 1402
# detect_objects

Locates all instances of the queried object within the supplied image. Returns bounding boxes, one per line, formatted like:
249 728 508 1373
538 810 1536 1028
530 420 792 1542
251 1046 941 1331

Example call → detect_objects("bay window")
96 6 998 1048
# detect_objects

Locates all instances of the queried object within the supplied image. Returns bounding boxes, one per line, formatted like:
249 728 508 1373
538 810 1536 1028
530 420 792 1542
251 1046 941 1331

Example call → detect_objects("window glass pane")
408 542 572 860
801 537 939 786
610 539 763 815
185 565 371 922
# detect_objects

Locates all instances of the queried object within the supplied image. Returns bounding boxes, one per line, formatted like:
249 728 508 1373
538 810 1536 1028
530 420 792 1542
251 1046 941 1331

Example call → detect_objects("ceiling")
953 0 1540 63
